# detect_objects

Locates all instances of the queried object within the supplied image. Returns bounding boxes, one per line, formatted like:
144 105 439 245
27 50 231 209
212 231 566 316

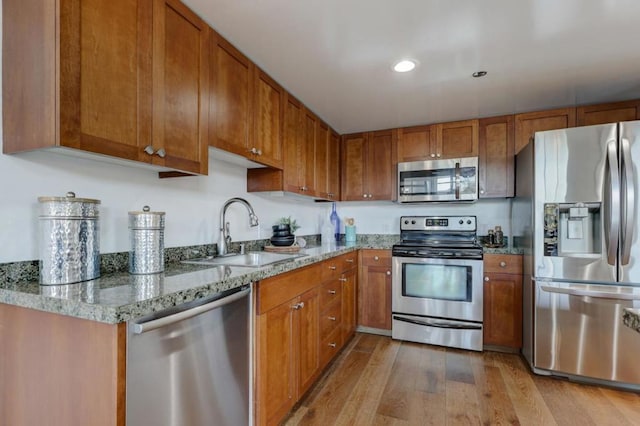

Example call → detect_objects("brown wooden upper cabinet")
341 130 394 201
396 120 478 163
576 100 640 126
315 121 330 198
327 130 341 200
3 0 210 175
478 115 515 198
514 107 576 154
209 35 283 168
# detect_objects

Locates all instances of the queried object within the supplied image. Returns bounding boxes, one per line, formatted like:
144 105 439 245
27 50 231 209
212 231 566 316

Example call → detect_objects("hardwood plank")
445 380 482 425
494 353 557 425
377 342 425 420
601 388 640 424
407 391 445 426
373 413 409 425
445 350 476 385
572 385 632 426
352 332 380 353
534 378 597 426
334 337 400 425
416 345 446 394
471 361 520 425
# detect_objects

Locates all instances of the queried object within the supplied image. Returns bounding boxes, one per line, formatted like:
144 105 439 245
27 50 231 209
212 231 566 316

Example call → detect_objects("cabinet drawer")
361 249 392 267
320 326 343 368
256 263 321 314
483 254 522 275
321 257 343 281
320 279 342 308
320 302 341 341
338 252 358 271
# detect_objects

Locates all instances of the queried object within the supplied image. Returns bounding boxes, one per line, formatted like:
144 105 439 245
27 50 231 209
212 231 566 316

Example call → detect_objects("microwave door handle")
620 136 635 265
454 161 461 199
605 140 620 266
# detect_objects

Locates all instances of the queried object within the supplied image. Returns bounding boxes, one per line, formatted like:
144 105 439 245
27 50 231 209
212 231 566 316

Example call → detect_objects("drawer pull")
484 276 489 282
328 266 337 270
328 343 337 348
499 261 507 268
339 277 347 282
328 316 336 321
374 256 379 261
386 270 391 276
345 259 354 263
328 290 337 295
292 302 305 310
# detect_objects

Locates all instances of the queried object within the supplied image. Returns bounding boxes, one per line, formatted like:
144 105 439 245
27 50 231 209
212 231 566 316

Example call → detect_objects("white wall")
0 2 511 263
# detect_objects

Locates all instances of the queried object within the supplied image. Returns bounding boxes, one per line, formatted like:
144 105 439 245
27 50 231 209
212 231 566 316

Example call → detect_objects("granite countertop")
0 242 393 324
623 308 640 334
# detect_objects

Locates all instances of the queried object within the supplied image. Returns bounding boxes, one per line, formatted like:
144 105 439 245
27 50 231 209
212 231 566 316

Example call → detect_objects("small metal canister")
129 206 165 274
38 192 101 285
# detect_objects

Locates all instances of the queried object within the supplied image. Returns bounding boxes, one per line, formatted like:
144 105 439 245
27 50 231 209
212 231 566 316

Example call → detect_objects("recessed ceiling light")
393 60 417 73
472 71 488 78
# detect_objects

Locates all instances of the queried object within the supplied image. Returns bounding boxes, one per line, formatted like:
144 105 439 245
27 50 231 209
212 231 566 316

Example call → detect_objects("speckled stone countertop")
623 308 640 334
0 238 396 324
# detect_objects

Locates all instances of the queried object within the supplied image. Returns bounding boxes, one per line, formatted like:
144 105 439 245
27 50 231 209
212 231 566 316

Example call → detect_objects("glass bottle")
330 202 341 242
495 226 504 247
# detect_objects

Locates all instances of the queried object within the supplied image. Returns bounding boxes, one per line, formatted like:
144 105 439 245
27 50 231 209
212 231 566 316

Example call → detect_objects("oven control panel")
400 216 476 232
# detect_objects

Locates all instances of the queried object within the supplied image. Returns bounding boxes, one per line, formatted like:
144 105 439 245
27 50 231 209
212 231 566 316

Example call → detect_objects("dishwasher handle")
132 287 251 334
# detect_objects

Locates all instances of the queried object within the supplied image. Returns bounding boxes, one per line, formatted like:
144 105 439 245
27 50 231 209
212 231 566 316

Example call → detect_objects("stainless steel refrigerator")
513 120 640 390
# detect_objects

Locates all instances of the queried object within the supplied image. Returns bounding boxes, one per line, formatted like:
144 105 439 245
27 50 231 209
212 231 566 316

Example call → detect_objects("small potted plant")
276 216 300 234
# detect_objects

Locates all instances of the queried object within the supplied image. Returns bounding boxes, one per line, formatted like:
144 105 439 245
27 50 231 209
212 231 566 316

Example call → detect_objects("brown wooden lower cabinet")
358 249 392 331
0 304 126 426
254 252 358 426
483 253 523 350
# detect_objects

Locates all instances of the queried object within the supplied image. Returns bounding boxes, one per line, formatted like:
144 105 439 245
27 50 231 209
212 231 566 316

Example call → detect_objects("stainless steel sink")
182 251 307 268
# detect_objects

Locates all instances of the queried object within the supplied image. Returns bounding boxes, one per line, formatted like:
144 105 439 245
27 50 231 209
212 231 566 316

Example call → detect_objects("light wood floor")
284 333 640 426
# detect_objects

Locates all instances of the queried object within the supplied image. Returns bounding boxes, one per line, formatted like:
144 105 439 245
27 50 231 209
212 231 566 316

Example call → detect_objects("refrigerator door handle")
604 140 620 266
620 136 635 265
540 284 640 301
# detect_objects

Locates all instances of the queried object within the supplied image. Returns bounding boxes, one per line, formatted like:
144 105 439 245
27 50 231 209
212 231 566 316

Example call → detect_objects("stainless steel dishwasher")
127 284 252 426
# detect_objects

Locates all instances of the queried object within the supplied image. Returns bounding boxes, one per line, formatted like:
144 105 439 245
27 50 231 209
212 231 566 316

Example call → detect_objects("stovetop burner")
393 215 482 259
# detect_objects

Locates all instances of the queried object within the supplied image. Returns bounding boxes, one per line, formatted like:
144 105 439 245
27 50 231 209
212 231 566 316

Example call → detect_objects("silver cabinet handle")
484 276 489 282
256 149 262 155
345 259 354 263
132 288 250 334
374 256 379 261
386 270 391 276
328 316 336 321
328 290 336 295
328 342 337 348
436 153 441 158
328 266 337 270
155 148 166 158
499 261 507 268
292 302 305 310
144 145 155 155
430 153 436 158
339 277 347 282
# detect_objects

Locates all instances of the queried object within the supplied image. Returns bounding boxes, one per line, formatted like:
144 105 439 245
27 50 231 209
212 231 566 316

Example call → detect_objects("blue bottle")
330 202 341 242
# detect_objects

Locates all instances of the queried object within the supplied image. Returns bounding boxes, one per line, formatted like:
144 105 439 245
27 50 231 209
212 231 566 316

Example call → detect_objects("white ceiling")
183 0 640 134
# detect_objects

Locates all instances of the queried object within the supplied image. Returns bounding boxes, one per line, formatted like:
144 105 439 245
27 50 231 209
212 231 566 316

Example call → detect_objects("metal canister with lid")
38 192 101 285
129 206 165 274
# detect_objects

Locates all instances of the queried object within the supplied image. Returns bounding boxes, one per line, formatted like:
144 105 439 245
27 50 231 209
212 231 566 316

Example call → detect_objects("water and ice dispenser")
543 202 601 257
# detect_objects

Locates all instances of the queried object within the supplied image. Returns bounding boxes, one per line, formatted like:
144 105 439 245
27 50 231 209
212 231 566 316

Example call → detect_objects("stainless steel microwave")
397 157 478 203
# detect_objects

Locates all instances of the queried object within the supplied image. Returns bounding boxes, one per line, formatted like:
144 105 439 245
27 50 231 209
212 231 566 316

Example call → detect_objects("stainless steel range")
391 215 484 351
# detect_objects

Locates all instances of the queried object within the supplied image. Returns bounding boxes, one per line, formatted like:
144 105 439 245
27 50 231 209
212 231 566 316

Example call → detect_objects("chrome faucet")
218 197 259 256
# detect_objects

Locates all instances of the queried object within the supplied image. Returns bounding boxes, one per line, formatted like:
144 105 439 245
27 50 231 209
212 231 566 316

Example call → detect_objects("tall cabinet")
341 131 394 201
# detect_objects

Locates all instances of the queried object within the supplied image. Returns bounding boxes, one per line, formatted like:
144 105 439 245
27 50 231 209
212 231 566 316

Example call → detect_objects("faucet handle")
240 243 246 255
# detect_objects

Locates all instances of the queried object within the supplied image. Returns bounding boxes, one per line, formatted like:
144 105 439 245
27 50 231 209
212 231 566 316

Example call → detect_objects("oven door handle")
393 315 482 330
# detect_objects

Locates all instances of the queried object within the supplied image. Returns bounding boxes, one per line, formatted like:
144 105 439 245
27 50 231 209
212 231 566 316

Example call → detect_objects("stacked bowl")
271 224 295 246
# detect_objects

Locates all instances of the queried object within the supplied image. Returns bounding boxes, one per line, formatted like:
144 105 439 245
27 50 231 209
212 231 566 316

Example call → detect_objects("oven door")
392 255 483 322
397 157 478 203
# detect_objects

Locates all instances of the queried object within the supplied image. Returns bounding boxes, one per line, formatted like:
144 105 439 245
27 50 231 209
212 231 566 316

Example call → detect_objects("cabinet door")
251 69 284 168
300 108 317 194
478 115 515 198
341 268 357 343
57 0 153 161
315 121 330 198
296 288 320 397
152 0 209 174
396 125 434 162
209 32 251 157
282 93 304 193
435 119 479 159
341 133 367 201
358 264 392 330
483 273 523 348
366 130 394 200
327 130 341 200
515 107 576 154
256 301 295 426
577 100 640 126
